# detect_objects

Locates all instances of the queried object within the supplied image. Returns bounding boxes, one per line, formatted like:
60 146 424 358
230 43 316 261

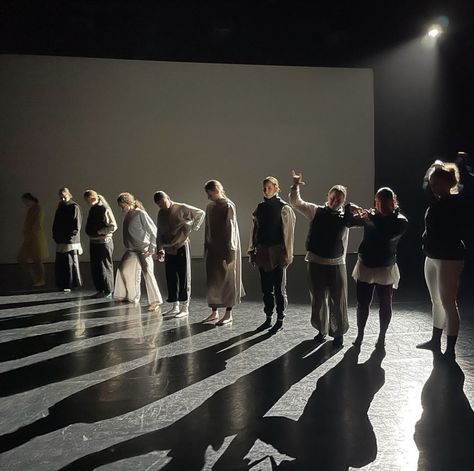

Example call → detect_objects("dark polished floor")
0 289 474 470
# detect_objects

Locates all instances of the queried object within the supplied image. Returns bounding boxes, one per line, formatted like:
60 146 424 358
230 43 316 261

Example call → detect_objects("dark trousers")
356 281 393 337
55 250 82 290
259 266 287 319
165 246 189 303
90 241 114 293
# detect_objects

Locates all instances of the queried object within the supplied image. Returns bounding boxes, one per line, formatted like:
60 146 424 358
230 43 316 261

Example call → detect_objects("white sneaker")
163 302 180 315
175 302 189 318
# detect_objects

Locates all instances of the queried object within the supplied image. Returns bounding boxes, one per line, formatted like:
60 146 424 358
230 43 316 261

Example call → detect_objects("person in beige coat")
201 180 245 325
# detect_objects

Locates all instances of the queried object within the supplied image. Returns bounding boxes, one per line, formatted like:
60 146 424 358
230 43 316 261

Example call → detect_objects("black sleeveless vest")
306 205 349 258
255 196 285 246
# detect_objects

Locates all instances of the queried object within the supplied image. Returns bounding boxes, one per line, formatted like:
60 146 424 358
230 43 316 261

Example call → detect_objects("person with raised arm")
289 170 359 347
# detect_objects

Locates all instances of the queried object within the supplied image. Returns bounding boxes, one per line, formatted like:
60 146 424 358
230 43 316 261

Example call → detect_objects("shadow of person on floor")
0 321 270 453
213 345 386 471
58 340 339 471
414 354 474 471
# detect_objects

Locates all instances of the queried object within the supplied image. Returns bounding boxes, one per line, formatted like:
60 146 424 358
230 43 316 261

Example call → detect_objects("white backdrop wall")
0 55 374 263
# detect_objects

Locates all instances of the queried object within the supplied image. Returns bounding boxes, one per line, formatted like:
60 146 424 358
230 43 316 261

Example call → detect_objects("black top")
357 211 408 267
254 196 285 246
85 203 108 238
422 194 467 260
52 200 82 244
306 204 352 258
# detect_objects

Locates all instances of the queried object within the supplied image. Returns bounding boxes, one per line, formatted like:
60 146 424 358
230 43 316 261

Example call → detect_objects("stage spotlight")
427 24 443 38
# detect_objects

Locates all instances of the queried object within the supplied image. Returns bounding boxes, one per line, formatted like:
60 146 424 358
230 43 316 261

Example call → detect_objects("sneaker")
314 332 327 343
333 336 344 347
163 302 180 315
175 302 189 318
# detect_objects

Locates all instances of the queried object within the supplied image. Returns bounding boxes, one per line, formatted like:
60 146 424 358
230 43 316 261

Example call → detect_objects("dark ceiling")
1 0 474 68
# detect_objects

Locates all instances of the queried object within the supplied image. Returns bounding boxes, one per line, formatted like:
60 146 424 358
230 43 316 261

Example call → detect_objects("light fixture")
427 24 443 38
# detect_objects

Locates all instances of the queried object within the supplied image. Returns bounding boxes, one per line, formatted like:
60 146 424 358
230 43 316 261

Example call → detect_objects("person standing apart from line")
202 180 245 325
52 187 83 292
114 192 162 312
84 190 117 298
289 170 359 347
154 191 205 318
248 176 296 331
416 161 468 360
351 187 408 348
18 193 49 287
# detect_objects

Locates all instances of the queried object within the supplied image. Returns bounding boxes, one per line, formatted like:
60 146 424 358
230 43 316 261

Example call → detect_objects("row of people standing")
19 162 469 358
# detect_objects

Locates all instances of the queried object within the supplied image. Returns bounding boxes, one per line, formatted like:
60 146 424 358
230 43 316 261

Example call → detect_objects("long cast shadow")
59 340 339 471
0 327 270 453
0 302 125 331
214 346 386 471
414 354 474 471
0 318 141 362
0 318 216 398
0 296 102 311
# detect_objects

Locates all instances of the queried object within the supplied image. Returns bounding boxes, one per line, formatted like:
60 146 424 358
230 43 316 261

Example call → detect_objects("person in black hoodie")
84 190 117 298
416 161 467 360
248 176 296 331
52 187 82 292
351 187 408 348
289 170 360 347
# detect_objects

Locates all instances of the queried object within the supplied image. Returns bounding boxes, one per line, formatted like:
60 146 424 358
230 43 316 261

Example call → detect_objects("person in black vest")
416 161 467 360
52 187 83 292
351 187 408 348
248 176 296 331
84 190 117 298
289 170 359 347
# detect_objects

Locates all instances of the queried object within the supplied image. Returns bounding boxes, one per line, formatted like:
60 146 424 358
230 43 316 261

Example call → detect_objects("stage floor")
0 292 473 470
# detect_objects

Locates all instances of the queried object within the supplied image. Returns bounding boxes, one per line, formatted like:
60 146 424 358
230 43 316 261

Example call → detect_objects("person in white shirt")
114 192 162 312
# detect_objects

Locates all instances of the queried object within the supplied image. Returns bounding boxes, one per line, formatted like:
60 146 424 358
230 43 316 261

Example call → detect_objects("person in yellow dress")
18 193 49 287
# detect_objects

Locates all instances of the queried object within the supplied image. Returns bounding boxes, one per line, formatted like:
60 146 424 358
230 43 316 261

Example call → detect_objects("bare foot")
147 303 161 312
202 311 219 323
216 311 233 326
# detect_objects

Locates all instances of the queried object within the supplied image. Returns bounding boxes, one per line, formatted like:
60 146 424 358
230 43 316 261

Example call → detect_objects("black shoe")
375 336 386 349
92 291 104 298
314 332 327 343
269 320 283 334
333 336 344 347
256 318 272 332
443 350 456 361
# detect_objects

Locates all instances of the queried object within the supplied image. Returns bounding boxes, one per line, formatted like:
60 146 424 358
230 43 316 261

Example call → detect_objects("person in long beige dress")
202 180 245 325
18 193 49 287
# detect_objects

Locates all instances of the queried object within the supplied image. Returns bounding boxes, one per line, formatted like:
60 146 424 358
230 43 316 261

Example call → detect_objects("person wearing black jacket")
416 161 467 360
84 190 117 298
352 187 408 348
52 187 83 291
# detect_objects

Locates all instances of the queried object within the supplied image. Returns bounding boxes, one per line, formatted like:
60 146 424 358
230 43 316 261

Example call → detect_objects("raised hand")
291 169 306 186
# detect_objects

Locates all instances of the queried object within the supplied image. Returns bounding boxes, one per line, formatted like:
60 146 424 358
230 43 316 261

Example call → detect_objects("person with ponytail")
351 187 408 348
18 193 49 287
52 187 83 292
416 161 467 360
114 192 162 311
84 190 117 298
202 180 245 325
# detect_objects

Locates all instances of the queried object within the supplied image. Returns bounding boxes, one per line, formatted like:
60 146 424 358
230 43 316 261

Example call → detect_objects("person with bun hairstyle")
248 176 296 331
416 161 468 360
289 170 360 347
18 192 49 287
202 180 245 325
114 192 162 311
352 187 408 348
52 187 83 292
84 190 117 298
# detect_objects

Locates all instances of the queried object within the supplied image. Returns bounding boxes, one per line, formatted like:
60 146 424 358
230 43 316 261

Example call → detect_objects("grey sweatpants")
308 262 349 337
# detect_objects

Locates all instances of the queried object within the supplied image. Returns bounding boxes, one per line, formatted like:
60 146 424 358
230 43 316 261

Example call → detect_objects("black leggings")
356 281 393 336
